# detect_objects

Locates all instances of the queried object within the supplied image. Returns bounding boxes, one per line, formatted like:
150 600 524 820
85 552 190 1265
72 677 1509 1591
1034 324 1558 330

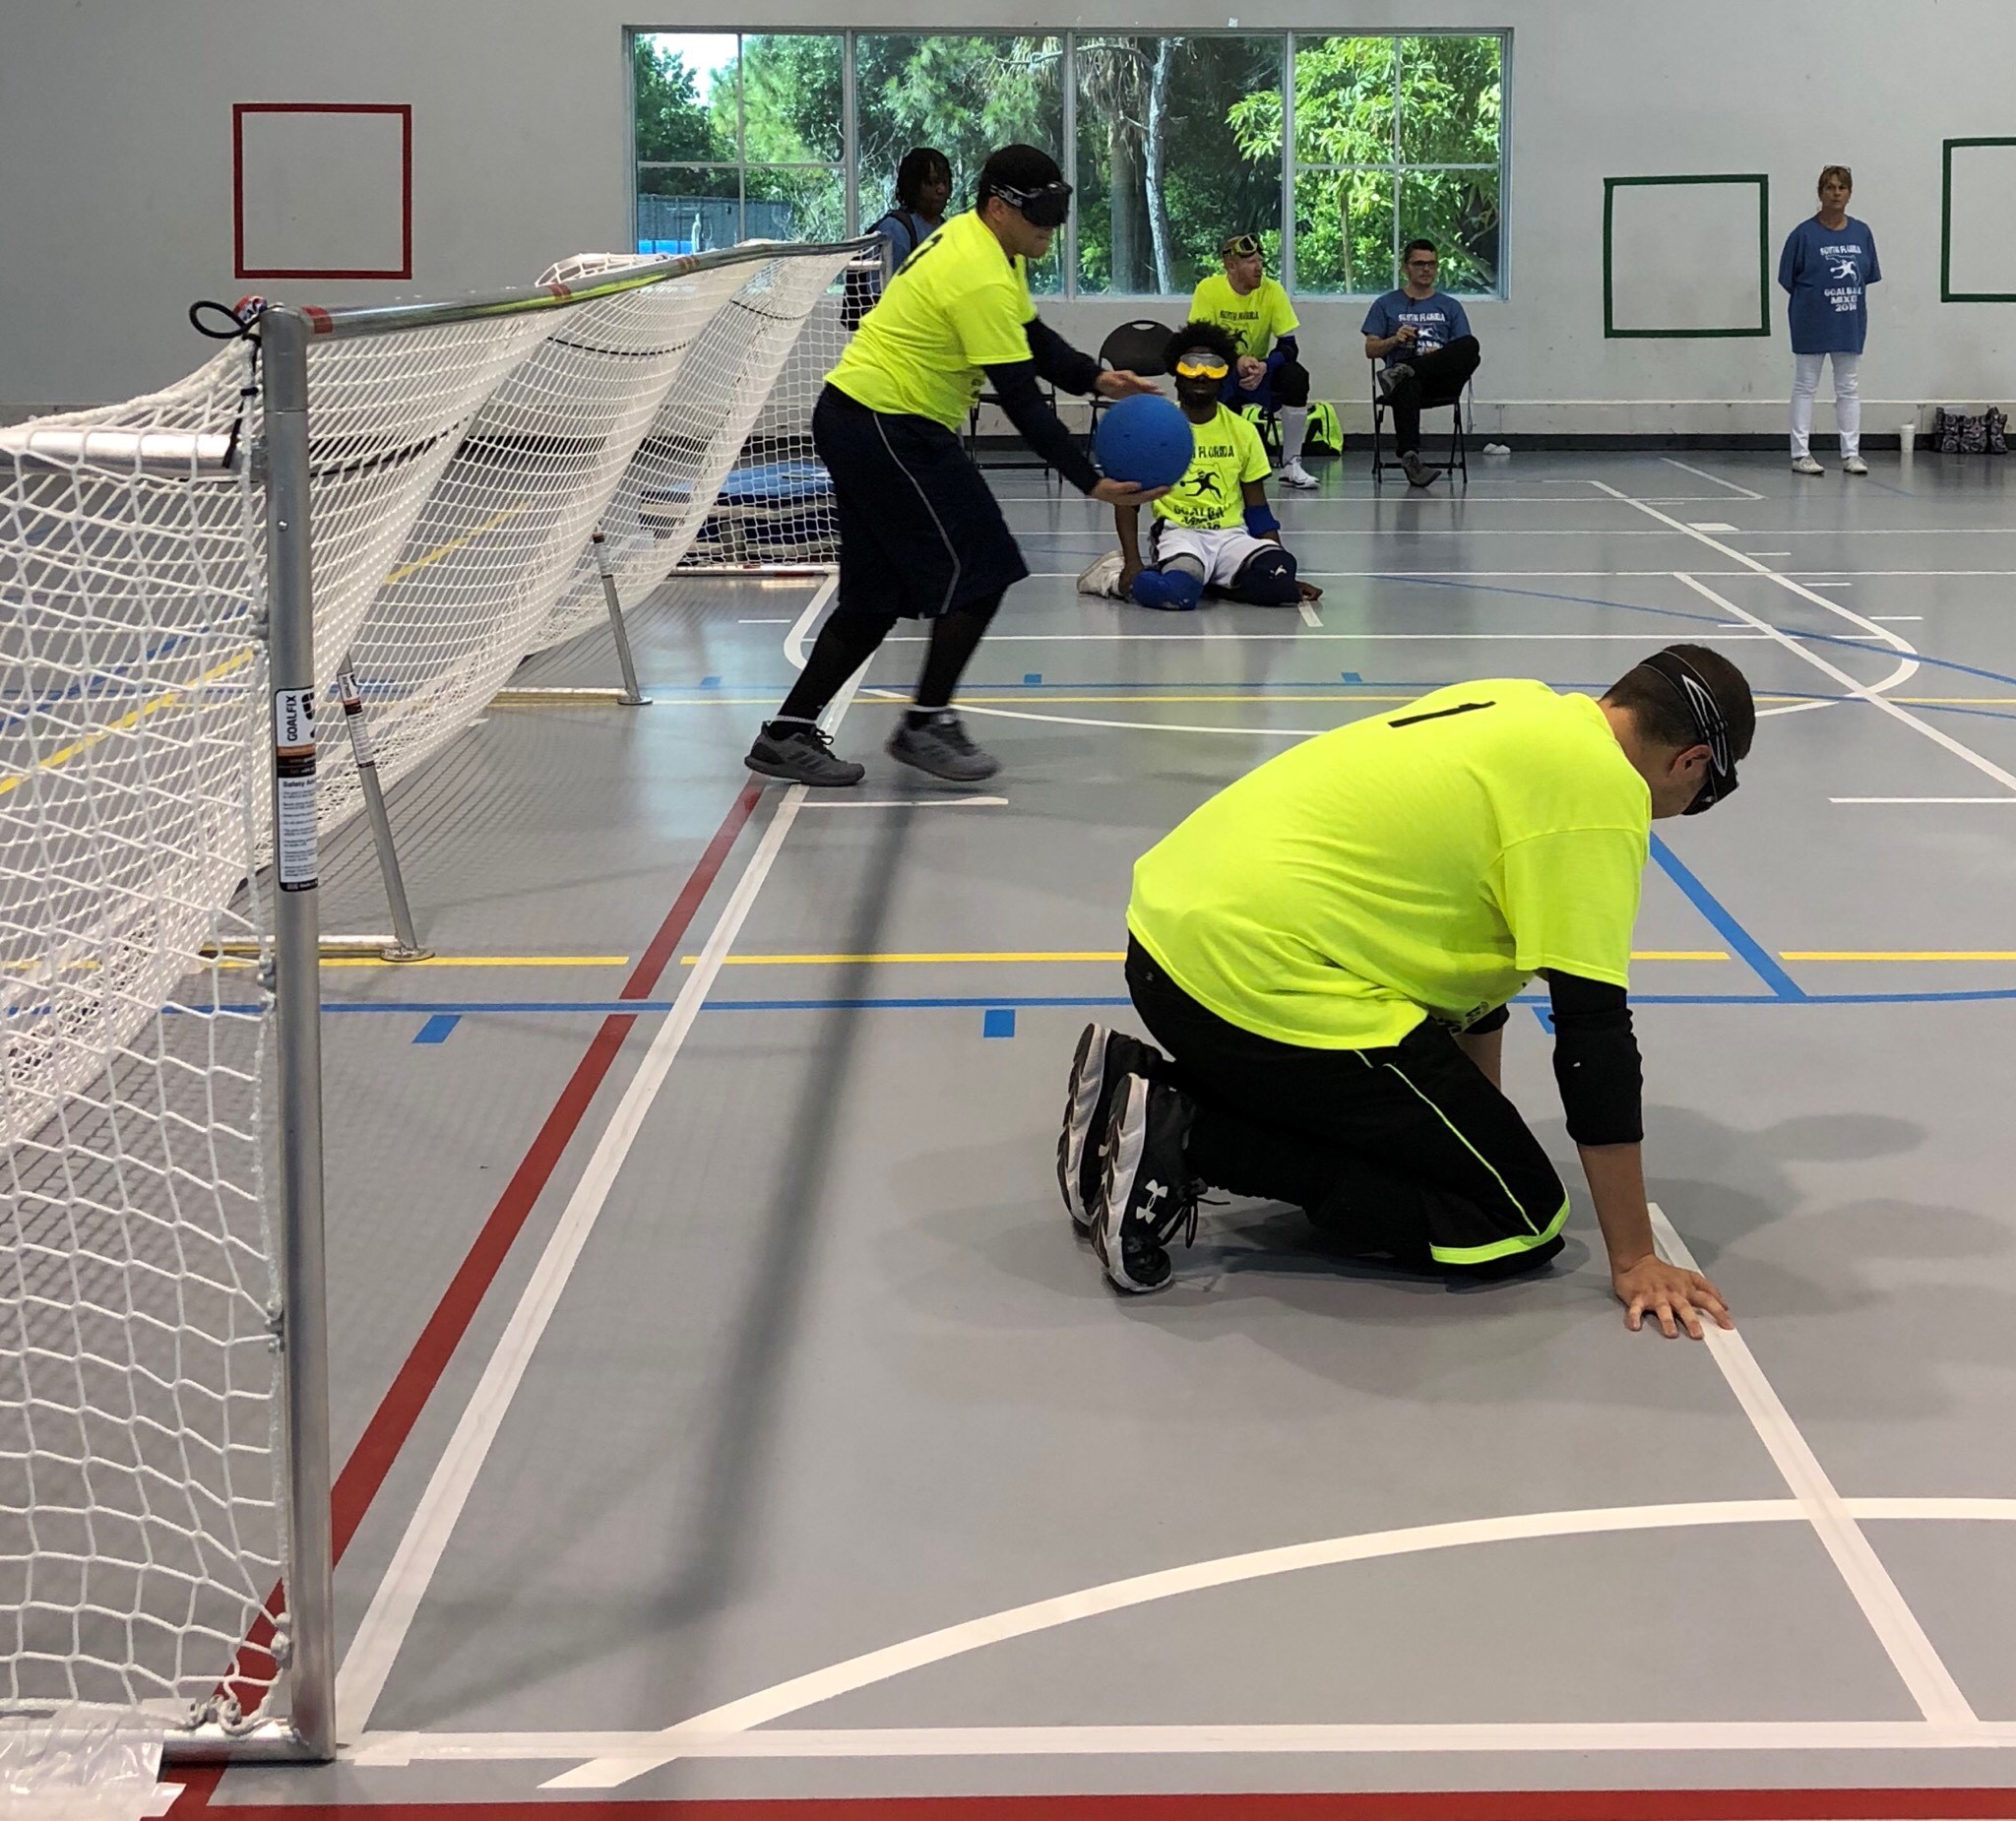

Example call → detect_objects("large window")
631 29 1507 297
634 32 846 252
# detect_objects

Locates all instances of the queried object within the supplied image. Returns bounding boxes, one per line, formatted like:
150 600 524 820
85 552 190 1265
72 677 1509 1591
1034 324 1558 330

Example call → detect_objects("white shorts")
1151 523 1275 589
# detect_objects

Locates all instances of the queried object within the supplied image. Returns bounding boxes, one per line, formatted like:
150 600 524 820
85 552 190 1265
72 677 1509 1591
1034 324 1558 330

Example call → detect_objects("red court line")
164 1782 2016 1819
330 777 764 1559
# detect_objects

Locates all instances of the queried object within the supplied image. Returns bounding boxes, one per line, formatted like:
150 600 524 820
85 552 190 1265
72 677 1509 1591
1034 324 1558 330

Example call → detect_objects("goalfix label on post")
273 686 318 893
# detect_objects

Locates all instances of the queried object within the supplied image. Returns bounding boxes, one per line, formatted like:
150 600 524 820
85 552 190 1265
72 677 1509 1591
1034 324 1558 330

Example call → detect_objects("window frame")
626 25 1511 299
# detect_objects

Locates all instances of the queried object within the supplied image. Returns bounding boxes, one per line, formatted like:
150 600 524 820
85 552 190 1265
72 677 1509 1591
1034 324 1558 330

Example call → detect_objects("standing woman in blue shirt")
1778 164 1881 476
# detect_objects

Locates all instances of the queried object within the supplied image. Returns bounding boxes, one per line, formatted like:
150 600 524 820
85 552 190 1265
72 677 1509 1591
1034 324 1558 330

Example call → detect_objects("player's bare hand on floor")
1612 1254 1733 1339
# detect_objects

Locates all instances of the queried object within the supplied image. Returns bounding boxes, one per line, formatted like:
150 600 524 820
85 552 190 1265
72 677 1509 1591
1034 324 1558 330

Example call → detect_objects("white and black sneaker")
1057 1023 1166 1232
1091 1073 1204 1293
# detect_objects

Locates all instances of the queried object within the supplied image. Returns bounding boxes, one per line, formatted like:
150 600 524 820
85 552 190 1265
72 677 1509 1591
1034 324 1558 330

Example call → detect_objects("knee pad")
1229 544 1298 606
1131 563 1205 612
1272 360 1311 408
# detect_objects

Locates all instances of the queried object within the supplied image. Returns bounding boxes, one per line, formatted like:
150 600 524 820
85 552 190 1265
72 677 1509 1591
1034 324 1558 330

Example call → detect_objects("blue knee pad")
1228 545 1299 606
1131 566 1204 612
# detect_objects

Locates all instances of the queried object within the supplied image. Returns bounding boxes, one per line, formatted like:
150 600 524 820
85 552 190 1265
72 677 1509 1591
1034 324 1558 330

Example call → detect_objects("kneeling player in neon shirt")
1110 322 1322 613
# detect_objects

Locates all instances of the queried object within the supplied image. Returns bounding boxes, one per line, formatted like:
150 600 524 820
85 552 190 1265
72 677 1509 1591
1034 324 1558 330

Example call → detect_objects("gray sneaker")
886 711 999 783
1401 451 1436 488
1376 361 1414 398
744 719 864 786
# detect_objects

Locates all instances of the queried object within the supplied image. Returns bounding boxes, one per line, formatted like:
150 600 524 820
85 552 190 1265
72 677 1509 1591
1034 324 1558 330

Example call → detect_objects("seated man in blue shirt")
1361 238 1482 488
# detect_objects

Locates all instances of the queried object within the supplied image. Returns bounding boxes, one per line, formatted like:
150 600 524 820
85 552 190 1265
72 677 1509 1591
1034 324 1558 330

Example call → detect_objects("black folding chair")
1370 364 1470 488
966 377 1060 482
1086 318 1174 458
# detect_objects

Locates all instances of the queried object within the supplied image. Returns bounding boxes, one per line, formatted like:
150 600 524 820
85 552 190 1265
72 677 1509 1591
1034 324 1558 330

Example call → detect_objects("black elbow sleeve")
1547 974 1644 1147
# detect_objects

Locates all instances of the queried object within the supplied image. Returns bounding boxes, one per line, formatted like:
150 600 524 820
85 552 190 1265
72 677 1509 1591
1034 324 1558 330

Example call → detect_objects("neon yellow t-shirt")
1152 405 1269 530
1127 682 1652 1049
1188 272 1300 362
826 211 1034 430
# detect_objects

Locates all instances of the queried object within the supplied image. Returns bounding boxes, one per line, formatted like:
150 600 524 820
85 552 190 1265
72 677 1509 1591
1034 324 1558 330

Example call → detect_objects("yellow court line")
1782 951 2016 962
684 949 1732 967
0 649 256 798
382 503 531 586
315 954 630 969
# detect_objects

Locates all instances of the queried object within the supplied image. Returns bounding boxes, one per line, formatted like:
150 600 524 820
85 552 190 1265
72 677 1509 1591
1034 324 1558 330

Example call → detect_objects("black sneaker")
744 719 864 786
887 711 1000 783
1091 1074 1203 1294
1401 451 1435 489
1057 1024 1166 1233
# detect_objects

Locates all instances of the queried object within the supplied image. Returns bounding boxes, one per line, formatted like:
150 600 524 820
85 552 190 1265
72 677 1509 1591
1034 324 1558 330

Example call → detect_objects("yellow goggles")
1174 354 1229 379
1221 233 1263 258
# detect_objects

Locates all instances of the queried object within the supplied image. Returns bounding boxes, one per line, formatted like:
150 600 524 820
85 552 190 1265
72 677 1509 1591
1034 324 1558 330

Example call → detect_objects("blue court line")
1647 835 1805 1001
412 1013 461 1044
982 1007 1017 1037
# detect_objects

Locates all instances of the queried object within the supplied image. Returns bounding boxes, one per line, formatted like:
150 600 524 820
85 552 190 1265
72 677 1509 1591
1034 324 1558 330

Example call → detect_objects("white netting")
318 244 858 825
1 359 284 1725
0 238 860 1741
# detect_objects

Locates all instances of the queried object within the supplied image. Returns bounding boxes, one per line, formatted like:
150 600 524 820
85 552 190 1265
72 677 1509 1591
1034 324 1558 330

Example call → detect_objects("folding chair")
1086 318 1173 457
967 377 1061 484
1370 365 1470 488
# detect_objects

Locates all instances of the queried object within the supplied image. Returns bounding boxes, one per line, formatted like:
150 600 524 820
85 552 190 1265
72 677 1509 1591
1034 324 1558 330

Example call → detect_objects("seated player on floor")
1079 322 1321 613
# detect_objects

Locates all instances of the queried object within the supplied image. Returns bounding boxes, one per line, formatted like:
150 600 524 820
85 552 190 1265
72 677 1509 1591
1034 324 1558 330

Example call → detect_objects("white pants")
1151 523 1276 587
1790 350 1861 458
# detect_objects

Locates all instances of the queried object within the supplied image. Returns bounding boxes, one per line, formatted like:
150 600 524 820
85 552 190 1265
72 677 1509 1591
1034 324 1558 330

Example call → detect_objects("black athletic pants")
1126 939 1567 1278
1385 336 1481 457
777 386 1024 723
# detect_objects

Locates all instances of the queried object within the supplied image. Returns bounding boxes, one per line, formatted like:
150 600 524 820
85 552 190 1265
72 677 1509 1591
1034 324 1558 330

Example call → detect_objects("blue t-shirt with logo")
1360 289 1473 365
1778 216 1880 355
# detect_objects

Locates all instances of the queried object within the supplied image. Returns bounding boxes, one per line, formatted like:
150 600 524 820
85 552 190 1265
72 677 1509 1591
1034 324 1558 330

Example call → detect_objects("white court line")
1586 481 1922 717
998 494 1731 508
1647 1205 1975 1726
1832 797 2016 805
883 631 1828 645
335 574 852 1739
518 1492 2016 1785
1675 573 2016 789
1297 598 1322 628
1019 569 2010 581
1870 614 1924 620
1689 521 1740 533
1661 456 1764 500
800 795 1009 809
382 1719 2016 1765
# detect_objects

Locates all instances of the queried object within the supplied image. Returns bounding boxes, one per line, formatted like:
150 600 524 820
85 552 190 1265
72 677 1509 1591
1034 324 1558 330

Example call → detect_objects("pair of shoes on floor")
1057 1022 1206 1293
1277 459 1320 491
744 712 998 786
1401 451 1436 488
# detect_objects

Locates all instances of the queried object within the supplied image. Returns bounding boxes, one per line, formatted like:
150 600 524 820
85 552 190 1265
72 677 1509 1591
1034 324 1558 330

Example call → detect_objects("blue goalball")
1094 394 1195 489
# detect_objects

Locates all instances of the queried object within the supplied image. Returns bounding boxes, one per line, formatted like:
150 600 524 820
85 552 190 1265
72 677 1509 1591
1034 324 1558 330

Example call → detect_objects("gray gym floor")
202 451 2016 1816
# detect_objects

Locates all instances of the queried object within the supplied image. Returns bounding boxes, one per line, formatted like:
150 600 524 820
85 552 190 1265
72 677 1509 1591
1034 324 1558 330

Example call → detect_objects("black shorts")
1126 939 1567 1278
812 384 1029 621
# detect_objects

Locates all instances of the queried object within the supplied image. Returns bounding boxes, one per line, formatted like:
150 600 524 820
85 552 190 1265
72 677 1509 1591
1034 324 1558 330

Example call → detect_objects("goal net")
1 235 863 1750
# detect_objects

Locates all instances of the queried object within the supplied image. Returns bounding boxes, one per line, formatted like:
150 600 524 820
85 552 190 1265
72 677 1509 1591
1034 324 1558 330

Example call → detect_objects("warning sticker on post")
272 687 318 893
